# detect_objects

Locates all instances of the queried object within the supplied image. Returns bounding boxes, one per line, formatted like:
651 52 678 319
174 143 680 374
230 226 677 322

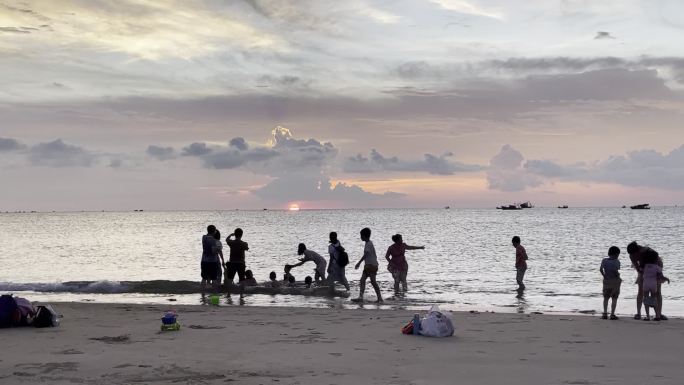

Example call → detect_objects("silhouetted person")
600 246 621 320
355 227 383 302
212 230 225 286
201 225 220 288
225 228 249 284
290 243 327 282
327 232 350 291
626 241 667 320
512 236 528 291
641 248 670 321
385 234 424 293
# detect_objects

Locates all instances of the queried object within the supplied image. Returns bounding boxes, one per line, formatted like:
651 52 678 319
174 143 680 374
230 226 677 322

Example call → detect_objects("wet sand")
1 303 682 384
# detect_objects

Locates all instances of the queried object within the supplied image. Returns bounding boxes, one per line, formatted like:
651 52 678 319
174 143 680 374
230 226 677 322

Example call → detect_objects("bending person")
290 243 327 282
385 234 424 293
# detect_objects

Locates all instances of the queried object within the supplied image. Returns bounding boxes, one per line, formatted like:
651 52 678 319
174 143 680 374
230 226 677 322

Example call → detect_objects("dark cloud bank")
487 144 684 191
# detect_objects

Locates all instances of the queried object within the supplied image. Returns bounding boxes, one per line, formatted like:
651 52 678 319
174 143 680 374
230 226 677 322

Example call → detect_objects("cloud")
486 145 543 191
522 145 684 190
518 69 672 101
253 174 404 205
181 142 213 157
594 31 615 40
146 145 176 160
0 26 33 34
201 146 278 170
344 149 482 175
198 127 337 175
229 137 248 151
0 137 26 152
28 139 96 167
429 0 504 20
484 144 684 191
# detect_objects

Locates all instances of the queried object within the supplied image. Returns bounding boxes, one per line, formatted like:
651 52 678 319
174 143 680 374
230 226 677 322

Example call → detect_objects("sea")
1 208 682 316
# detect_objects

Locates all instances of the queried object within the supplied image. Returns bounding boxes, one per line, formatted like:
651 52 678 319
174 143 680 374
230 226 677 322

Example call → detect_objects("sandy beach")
1 303 682 385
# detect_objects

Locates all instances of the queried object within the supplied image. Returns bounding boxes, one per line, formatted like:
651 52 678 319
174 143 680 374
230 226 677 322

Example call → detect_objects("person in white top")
354 227 383 302
290 243 327 282
327 232 351 291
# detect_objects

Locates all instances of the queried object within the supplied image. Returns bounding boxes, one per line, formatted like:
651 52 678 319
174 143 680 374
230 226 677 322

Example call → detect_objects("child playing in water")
600 246 621 320
641 248 670 321
241 270 258 287
289 243 327 282
265 271 281 288
354 227 383 303
283 265 296 284
512 236 528 291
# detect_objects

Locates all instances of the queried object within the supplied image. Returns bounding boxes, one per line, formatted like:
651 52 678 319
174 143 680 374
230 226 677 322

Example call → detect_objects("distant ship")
520 201 534 209
444 206 450 209
497 204 522 210
630 203 650 210
558 205 569 209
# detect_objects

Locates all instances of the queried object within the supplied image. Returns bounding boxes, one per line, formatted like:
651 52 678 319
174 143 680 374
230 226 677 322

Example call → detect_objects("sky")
1 0 684 210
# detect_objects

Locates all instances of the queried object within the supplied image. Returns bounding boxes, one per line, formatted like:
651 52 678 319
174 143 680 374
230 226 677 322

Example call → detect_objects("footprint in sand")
53 349 84 355
89 335 131 344
187 325 225 330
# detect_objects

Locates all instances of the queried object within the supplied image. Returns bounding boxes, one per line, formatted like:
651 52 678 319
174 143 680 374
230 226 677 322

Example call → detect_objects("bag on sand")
33 305 60 328
0 295 20 328
336 246 349 268
419 305 454 337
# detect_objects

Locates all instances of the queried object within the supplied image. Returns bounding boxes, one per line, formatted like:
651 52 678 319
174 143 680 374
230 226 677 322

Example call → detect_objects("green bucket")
210 295 220 306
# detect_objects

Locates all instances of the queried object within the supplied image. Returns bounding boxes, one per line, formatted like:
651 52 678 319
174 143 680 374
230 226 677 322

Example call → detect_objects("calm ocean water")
1 208 682 315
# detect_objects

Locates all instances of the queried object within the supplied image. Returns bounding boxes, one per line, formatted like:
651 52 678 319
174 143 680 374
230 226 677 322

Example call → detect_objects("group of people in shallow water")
200 225 425 302
512 236 672 321
201 226 672 315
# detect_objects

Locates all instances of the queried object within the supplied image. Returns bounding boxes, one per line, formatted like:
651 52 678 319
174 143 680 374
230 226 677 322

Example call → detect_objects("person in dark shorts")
354 227 383 303
600 246 622 320
201 225 220 288
225 228 249 285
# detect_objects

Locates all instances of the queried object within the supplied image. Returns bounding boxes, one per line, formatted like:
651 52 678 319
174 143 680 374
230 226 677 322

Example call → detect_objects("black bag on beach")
336 246 349 268
33 305 59 328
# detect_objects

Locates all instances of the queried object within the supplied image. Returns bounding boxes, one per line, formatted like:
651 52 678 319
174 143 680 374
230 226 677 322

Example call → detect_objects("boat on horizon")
520 201 534 209
558 205 569 209
497 204 523 210
630 203 650 210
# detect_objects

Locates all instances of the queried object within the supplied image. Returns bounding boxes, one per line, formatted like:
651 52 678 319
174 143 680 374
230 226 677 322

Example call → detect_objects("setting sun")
288 203 300 211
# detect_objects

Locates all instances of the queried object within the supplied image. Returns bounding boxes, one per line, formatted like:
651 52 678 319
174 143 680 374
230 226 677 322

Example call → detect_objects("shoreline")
2 302 683 384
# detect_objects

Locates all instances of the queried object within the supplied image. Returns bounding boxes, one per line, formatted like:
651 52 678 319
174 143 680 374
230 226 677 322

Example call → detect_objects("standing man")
225 228 249 285
512 236 528 291
201 225 220 289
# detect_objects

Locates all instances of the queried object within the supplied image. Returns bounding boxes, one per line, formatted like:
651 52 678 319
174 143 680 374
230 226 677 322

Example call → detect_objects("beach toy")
161 311 180 331
210 294 220 306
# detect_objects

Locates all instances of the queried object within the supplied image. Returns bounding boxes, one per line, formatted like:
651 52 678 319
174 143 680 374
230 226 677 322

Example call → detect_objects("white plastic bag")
419 305 454 337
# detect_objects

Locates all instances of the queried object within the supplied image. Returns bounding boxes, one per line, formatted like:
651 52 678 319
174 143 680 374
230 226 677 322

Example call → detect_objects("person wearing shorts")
291 243 327 282
600 246 622 320
201 225 220 288
225 228 249 285
354 227 383 302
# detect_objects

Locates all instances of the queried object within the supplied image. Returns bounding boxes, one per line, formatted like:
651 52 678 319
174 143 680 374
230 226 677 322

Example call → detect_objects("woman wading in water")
385 234 424 294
